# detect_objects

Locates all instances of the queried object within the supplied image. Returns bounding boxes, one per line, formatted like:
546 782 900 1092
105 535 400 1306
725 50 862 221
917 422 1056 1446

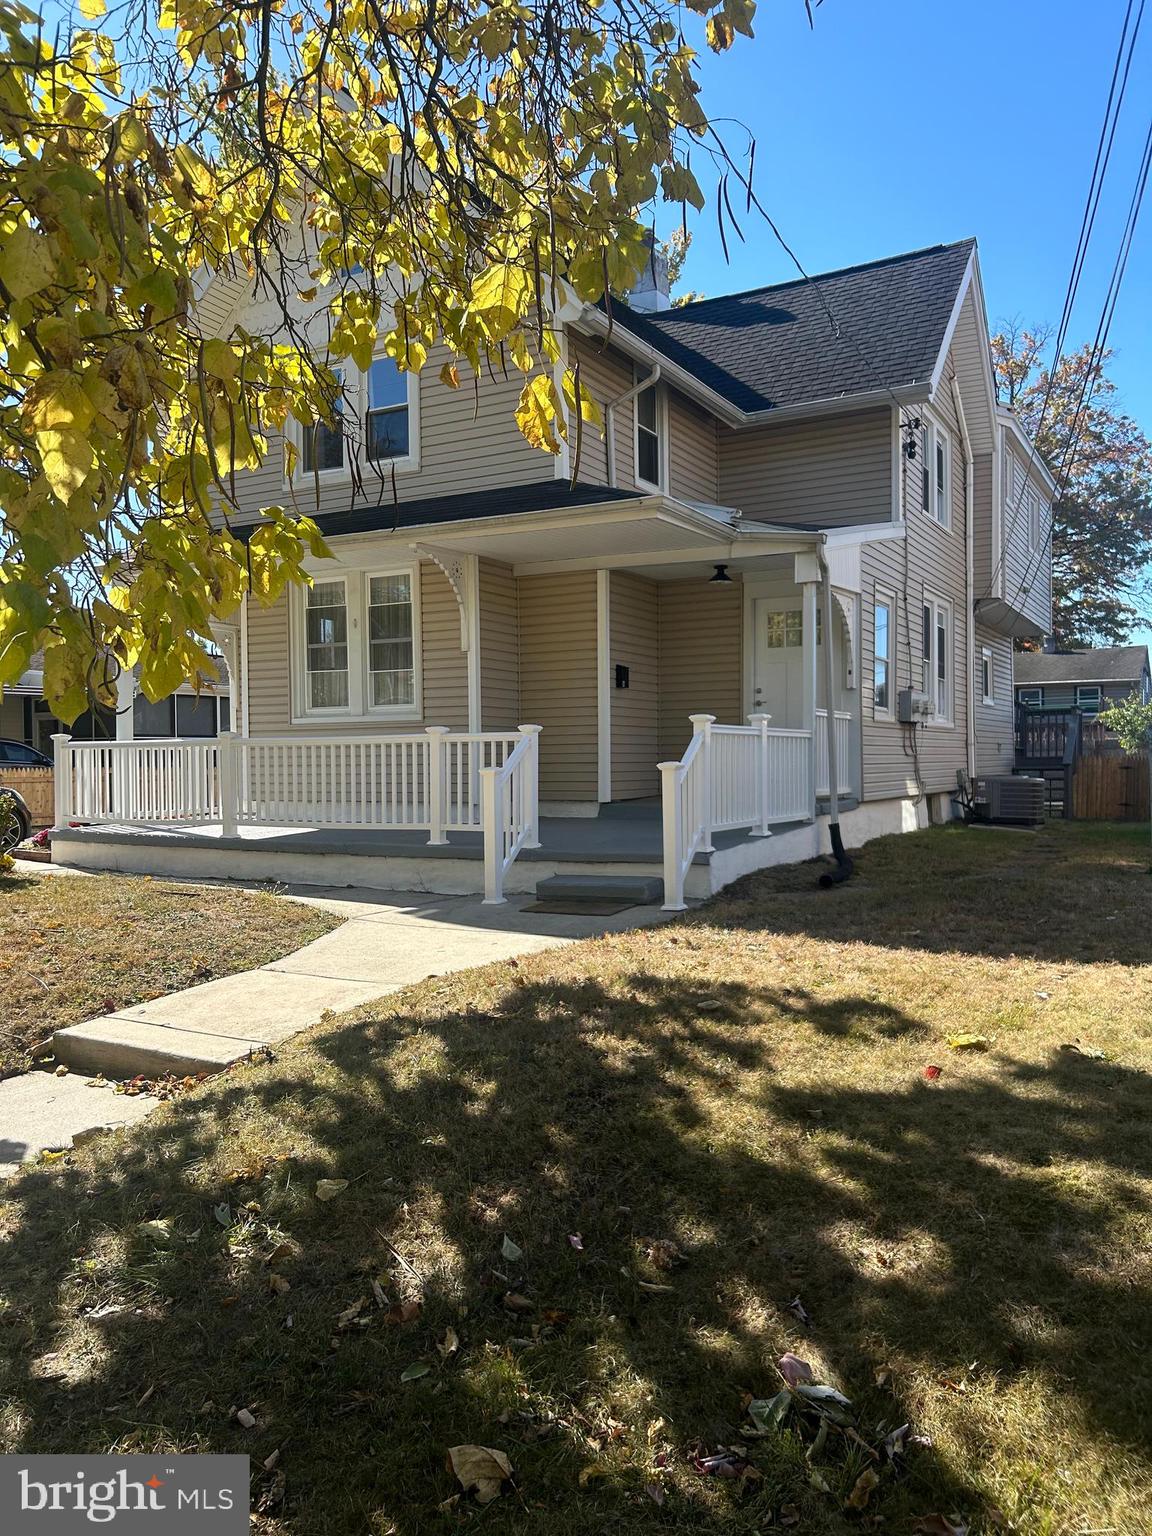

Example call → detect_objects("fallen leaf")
1059 1040 1108 1060
638 1281 675 1294
923 1063 943 1081
501 1235 523 1263
778 1351 814 1386
264 1242 294 1267
502 1291 534 1312
845 1467 880 1510
882 1422 910 1459
214 1203 232 1227
912 1519 968 1536
400 1361 430 1382
578 1465 608 1487
644 1238 684 1269
779 1505 801 1528
693 1449 760 1481
235 1407 257 1429
447 1445 513 1505
787 1295 812 1327
384 1298 422 1326
437 1327 460 1360
336 1298 366 1329
138 1219 173 1244
945 1034 990 1051
644 1482 666 1505
809 1467 833 1494
267 1274 291 1296
314 1178 348 1202
568 1233 584 1251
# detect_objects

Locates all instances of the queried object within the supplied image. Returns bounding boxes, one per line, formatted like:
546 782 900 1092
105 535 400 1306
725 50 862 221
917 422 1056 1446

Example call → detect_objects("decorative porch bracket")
412 543 473 650
833 590 857 690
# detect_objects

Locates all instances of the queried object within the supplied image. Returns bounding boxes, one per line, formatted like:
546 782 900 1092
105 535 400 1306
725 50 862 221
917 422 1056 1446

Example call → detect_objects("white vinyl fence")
53 725 542 903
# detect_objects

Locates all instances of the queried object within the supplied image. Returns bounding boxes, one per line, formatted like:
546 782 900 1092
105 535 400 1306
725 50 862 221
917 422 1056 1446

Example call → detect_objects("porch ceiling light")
710 563 733 583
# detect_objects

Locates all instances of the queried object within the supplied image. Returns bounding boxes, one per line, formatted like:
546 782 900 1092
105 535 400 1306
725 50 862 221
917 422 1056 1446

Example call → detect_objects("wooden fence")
1071 751 1150 821
1 765 54 827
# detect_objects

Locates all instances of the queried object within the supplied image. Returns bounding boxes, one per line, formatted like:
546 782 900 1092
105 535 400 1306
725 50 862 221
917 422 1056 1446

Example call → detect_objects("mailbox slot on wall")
615 664 630 689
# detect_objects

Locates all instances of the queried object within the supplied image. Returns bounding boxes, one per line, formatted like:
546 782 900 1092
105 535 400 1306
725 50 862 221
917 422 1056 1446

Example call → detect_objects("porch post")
748 713 773 836
801 581 820 820
659 760 687 911
479 765 504 904
51 733 72 830
518 724 543 848
115 665 135 741
690 713 715 853
425 726 450 844
217 730 239 837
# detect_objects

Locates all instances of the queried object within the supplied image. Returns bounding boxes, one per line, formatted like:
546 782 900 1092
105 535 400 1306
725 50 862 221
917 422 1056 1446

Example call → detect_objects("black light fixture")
710 563 733 583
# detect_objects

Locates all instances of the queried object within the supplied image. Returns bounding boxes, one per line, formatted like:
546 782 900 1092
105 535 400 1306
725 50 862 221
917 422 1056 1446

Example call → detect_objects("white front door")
752 599 807 728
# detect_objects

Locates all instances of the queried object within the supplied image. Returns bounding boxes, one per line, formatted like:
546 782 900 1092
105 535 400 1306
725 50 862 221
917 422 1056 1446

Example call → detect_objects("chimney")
628 230 670 312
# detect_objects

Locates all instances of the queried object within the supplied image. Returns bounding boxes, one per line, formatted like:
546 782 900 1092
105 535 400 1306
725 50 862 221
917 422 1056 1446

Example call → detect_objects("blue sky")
678 0 1152 650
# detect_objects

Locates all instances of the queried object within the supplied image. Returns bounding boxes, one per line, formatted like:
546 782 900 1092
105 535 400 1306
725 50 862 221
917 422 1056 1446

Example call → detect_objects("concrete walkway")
0 886 669 1175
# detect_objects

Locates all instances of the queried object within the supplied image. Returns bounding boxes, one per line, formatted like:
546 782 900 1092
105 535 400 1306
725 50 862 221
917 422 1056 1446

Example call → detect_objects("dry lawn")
1 821 1150 1535
0 871 337 1072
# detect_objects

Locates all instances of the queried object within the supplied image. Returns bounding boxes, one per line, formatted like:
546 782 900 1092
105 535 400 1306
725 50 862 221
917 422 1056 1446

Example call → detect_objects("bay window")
297 569 420 720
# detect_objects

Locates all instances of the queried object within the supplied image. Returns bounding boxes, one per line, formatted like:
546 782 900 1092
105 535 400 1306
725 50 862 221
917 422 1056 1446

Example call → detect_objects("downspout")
817 537 853 887
951 376 977 781
604 365 661 488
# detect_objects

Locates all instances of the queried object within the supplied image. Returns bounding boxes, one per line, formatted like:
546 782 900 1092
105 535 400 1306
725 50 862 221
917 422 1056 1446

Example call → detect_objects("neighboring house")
1015 645 1152 717
52 237 1056 901
0 653 230 755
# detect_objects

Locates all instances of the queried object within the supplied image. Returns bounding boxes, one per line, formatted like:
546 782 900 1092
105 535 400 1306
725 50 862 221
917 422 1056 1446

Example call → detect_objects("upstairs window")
980 645 994 705
1076 685 1102 716
1017 687 1042 708
298 354 418 479
634 374 664 489
917 414 952 529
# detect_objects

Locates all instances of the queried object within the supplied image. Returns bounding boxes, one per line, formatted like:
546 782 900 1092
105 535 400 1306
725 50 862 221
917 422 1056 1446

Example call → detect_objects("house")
50 237 1055 906
1015 645 1152 717
1 653 231 755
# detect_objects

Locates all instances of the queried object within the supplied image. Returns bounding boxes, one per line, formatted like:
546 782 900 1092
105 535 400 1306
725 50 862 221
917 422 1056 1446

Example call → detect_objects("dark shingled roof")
243 479 646 542
1015 646 1151 685
607 239 976 414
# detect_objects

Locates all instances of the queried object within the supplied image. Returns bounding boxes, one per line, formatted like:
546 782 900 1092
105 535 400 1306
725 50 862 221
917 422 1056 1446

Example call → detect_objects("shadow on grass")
1 954 1148 1533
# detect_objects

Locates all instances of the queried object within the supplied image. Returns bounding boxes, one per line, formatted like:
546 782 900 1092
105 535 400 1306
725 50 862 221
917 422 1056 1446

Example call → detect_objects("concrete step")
535 872 664 905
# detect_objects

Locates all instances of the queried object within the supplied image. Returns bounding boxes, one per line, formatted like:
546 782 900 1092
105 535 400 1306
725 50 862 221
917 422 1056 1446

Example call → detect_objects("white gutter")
952 374 977 781
604 365 660 488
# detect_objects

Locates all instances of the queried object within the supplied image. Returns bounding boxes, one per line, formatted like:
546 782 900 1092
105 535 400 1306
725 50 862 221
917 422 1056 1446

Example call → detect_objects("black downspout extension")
817 546 854 889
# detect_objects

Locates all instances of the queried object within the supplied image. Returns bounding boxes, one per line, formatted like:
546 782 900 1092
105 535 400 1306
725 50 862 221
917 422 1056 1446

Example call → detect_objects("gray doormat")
523 899 639 916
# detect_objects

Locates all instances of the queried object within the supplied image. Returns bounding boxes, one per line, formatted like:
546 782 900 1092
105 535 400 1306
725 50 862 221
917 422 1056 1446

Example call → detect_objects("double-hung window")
634 373 664 490
1076 685 1102 717
918 414 952 529
1017 687 1042 708
298 569 419 719
873 590 895 716
921 593 953 723
298 353 418 479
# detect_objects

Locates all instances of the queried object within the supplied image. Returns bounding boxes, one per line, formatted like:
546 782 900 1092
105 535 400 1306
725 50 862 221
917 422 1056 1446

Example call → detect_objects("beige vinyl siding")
719 407 893 527
999 441 1053 633
667 390 719 503
517 571 598 802
657 578 742 762
244 561 466 734
609 572 659 799
973 625 1014 773
0 694 25 740
478 559 519 730
860 355 970 800
569 331 632 486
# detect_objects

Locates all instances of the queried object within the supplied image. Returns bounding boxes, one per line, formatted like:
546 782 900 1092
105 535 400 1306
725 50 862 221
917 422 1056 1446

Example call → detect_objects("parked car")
0 738 53 767
0 787 32 850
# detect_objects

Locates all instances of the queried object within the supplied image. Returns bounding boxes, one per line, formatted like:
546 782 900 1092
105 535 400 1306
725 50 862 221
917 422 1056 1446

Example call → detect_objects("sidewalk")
0 886 668 1176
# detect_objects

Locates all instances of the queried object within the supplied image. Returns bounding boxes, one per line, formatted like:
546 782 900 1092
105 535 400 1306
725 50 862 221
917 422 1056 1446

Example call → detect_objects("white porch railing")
815 709 854 798
659 713 818 911
53 726 542 903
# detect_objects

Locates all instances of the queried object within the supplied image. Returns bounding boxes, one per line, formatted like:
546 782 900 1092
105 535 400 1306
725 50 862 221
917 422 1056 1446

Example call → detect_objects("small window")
1026 486 1043 551
1076 685 1102 716
635 376 663 489
302 372 345 475
921 594 953 723
1017 687 1042 708
305 580 350 710
175 694 219 738
133 694 176 738
934 429 950 526
874 592 894 716
764 609 804 649
366 356 411 462
367 573 415 708
980 646 994 705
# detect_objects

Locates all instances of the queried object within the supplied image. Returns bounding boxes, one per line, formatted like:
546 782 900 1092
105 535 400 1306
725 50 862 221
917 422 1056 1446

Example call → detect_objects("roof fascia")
997 409 1059 494
574 307 745 425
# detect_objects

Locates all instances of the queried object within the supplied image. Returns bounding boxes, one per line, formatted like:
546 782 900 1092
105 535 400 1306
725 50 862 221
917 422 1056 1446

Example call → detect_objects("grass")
0 871 338 1073
1 821 1150 1535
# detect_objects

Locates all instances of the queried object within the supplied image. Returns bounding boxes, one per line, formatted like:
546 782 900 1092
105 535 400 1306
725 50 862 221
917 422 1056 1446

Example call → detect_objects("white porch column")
800 579 820 818
114 665 135 741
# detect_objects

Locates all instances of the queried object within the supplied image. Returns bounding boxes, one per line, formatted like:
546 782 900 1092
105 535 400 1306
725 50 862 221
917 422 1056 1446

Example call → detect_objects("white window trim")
980 644 994 705
921 589 955 726
1076 685 1102 714
1017 687 1042 708
633 370 668 493
918 409 953 531
291 565 423 724
873 586 896 720
288 352 421 485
